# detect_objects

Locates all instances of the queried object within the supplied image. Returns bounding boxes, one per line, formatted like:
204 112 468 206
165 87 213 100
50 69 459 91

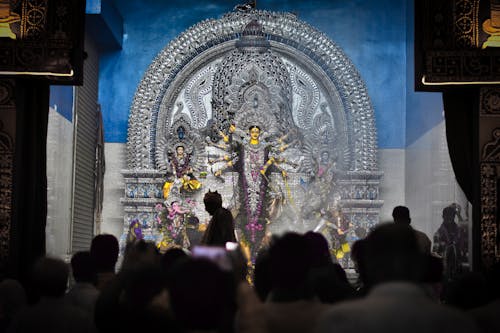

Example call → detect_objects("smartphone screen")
225 241 239 251
191 245 232 271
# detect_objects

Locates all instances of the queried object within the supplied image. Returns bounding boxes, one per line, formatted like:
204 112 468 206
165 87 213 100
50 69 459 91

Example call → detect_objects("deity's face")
249 126 260 141
320 151 330 164
176 146 184 157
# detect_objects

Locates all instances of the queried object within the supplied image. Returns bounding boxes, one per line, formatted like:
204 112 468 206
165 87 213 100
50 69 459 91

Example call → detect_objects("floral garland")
241 175 266 242
154 202 184 249
240 147 267 243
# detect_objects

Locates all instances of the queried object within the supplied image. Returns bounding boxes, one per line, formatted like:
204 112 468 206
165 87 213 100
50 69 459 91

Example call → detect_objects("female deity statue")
162 144 202 199
208 122 299 259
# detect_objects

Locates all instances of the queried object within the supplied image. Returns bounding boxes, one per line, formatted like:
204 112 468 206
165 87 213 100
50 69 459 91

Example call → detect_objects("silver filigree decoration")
127 9 378 172
184 65 216 129
288 64 320 130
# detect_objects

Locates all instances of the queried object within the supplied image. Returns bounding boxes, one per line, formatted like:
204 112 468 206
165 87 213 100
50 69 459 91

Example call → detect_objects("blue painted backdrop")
50 86 73 122
97 0 443 148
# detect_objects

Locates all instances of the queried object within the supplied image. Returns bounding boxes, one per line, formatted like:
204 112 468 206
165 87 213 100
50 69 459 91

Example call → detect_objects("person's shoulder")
415 229 431 241
434 223 447 234
319 299 364 317
315 301 365 333
430 304 480 332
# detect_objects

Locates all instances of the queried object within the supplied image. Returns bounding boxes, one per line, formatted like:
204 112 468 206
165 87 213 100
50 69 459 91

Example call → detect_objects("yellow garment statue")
163 181 174 199
162 174 202 200
162 145 203 199
180 175 202 192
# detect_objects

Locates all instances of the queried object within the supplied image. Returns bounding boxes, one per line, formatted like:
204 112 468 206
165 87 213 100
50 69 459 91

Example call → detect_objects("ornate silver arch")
122 10 383 266
126 9 378 172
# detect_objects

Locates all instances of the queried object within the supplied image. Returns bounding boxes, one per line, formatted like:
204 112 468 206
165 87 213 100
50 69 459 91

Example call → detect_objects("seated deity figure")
163 144 202 199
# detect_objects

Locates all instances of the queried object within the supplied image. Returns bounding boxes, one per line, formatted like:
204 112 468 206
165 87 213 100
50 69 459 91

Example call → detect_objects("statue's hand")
219 130 230 143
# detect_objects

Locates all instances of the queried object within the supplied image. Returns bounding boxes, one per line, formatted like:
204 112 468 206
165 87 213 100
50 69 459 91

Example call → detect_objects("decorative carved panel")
0 0 85 84
481 87 500 114
0 79 15 267
479 87 500 267
416 0 500 87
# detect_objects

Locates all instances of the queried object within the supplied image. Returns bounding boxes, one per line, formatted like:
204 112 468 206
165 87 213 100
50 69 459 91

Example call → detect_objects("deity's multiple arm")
262 134 299 177
206 127 241 177
206 123 300 178
215 124 246 144
208 152 239 177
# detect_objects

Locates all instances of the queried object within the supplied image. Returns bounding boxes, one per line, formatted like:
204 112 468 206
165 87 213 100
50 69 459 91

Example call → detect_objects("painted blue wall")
405 0 444 146
98 0 443 148
49 86 73 122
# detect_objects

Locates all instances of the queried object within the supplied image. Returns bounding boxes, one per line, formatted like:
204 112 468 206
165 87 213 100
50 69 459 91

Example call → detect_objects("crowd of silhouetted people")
0 197 499 333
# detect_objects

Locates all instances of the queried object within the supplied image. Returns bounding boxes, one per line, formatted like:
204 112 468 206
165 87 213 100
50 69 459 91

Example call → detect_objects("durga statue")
207 99 303 257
